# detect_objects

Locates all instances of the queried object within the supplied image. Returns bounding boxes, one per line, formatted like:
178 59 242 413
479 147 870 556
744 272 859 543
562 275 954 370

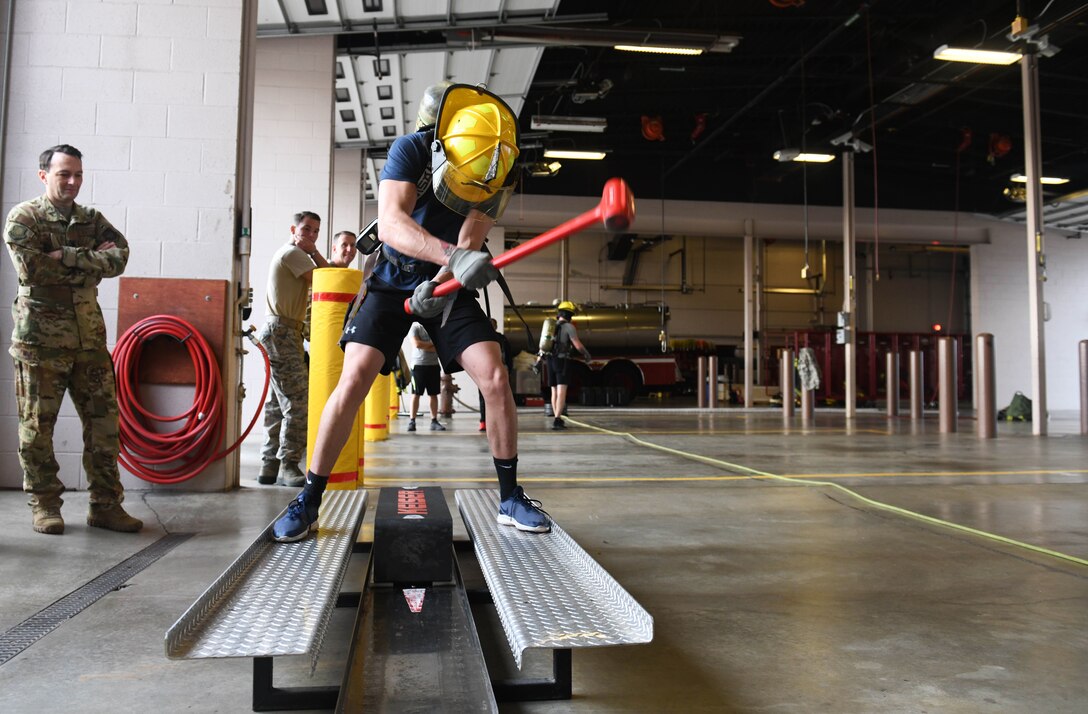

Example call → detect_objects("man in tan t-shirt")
257 211 328 486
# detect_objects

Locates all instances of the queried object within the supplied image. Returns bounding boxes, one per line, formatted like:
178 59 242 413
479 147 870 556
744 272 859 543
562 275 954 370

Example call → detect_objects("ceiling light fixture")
933 45 1022 65
1010 173 1070 185
773 149 836 163
531 115 608 133
544 149 607 160
614 44 703 56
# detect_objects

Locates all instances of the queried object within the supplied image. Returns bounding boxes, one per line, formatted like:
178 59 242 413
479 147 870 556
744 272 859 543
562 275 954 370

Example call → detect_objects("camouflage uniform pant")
13 348 125 508
258 319 308 465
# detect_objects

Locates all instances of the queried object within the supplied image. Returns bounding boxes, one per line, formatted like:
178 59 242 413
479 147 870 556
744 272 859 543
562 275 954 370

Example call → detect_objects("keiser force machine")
166 180 651 712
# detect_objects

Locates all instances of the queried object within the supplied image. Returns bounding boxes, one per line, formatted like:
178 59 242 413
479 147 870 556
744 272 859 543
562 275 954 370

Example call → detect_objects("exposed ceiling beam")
257 11 606 38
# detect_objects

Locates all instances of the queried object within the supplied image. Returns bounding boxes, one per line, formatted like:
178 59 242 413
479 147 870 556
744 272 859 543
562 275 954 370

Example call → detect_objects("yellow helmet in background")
557 300 577 313
430 84 520 220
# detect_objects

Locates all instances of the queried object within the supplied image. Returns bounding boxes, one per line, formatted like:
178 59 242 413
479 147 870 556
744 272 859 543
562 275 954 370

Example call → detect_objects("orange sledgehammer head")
600 177 635 232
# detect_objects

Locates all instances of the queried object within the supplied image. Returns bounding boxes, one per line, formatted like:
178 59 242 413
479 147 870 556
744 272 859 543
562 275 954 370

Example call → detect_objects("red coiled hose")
113 315 270 484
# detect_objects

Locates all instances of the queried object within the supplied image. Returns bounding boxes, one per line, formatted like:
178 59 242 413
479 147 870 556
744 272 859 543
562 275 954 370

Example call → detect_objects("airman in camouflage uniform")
4 144 143 535
257 211 327 487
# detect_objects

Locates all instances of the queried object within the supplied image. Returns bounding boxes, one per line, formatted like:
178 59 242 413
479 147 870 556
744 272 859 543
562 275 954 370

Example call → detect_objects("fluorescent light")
773 149 836 163
614 44 703 56
544 149 606 160
933 45 1021 65
1010 173 1070 185
531 115 608 133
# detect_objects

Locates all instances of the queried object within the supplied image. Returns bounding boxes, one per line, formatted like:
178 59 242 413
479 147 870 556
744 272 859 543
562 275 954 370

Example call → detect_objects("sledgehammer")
404 177 635 314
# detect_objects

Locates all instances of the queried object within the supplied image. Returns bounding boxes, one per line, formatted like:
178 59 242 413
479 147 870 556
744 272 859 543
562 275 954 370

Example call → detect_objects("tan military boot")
258 459 280 485
32 504 65 535
87 503 143 532
278 462 306 488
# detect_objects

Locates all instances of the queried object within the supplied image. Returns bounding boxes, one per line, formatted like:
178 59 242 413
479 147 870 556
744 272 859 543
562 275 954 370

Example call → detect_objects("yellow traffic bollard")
307 268 363 490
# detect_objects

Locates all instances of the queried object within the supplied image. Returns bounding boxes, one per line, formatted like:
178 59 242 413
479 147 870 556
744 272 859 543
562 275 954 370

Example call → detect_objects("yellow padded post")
307 268 363 490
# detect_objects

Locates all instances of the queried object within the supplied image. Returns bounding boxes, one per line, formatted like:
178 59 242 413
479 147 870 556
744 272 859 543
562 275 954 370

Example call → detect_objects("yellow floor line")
565 416 1088 569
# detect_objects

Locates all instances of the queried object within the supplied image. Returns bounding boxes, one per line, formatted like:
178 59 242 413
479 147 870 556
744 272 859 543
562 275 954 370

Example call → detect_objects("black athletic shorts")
340 278 498 375
546 355 570 386
411 364 441 395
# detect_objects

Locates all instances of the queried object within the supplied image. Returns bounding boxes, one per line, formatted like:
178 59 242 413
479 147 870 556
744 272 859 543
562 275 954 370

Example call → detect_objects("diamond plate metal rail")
164 490 367 673
455 489 653 669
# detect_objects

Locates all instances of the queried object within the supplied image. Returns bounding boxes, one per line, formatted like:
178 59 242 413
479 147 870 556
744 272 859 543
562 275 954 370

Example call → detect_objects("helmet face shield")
432 160 515 219
430 84 520 220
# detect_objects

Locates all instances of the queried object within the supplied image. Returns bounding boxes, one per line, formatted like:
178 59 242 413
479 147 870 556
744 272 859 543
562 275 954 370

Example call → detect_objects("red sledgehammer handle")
404 177 635 314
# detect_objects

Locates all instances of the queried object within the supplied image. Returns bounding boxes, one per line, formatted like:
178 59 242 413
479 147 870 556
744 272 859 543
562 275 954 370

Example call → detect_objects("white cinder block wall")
241 36 334 457
1 1 247 492
331 148 364 238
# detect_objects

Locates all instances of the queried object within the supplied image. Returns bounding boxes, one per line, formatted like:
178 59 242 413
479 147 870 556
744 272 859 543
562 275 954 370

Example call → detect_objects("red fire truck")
503 303 683 406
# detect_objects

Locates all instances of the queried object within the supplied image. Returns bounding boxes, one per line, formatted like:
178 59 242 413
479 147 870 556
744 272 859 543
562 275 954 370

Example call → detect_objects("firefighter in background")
537 301 591 430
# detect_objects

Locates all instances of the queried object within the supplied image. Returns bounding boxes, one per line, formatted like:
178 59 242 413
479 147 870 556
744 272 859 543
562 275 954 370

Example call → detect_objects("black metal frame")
465 586 573 702
492 648 572 702
249 529 577 710
250 543 370 712
252 656 339 712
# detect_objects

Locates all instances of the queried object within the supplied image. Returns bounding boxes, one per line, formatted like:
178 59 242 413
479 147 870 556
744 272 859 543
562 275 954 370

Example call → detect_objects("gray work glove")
581 349 592 362
408 280 448 318
448 248 499 290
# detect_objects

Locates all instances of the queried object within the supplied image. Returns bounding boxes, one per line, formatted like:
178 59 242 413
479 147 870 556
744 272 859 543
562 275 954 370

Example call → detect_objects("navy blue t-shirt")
374 130 466 291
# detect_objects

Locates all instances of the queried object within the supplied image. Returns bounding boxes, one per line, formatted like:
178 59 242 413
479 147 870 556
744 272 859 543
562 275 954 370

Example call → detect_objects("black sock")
494 456 518 501
303 471 328 497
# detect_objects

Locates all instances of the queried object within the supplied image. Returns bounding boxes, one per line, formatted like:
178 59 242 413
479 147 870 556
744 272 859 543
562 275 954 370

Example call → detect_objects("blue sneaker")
497 486 551 533
271 490 322 542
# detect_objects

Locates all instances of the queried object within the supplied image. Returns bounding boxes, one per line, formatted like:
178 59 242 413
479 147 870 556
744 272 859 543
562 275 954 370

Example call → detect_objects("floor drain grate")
0 533 194 666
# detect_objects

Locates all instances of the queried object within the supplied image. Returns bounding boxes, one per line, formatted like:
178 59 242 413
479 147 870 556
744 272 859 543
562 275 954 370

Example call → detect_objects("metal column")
1021 49 1048 435
885 352 899 417
708 356 719 408
841 151 857 419
781 349 795 418
975 333 996 439
938 337 957 433
1080 340 1087 435
743 220 754 408
800 386 814 423
909 350 924 420
696 357 707 409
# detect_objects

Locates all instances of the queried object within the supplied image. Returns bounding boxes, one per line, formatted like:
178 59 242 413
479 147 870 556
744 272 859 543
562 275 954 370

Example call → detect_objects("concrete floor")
2 404 1087 713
